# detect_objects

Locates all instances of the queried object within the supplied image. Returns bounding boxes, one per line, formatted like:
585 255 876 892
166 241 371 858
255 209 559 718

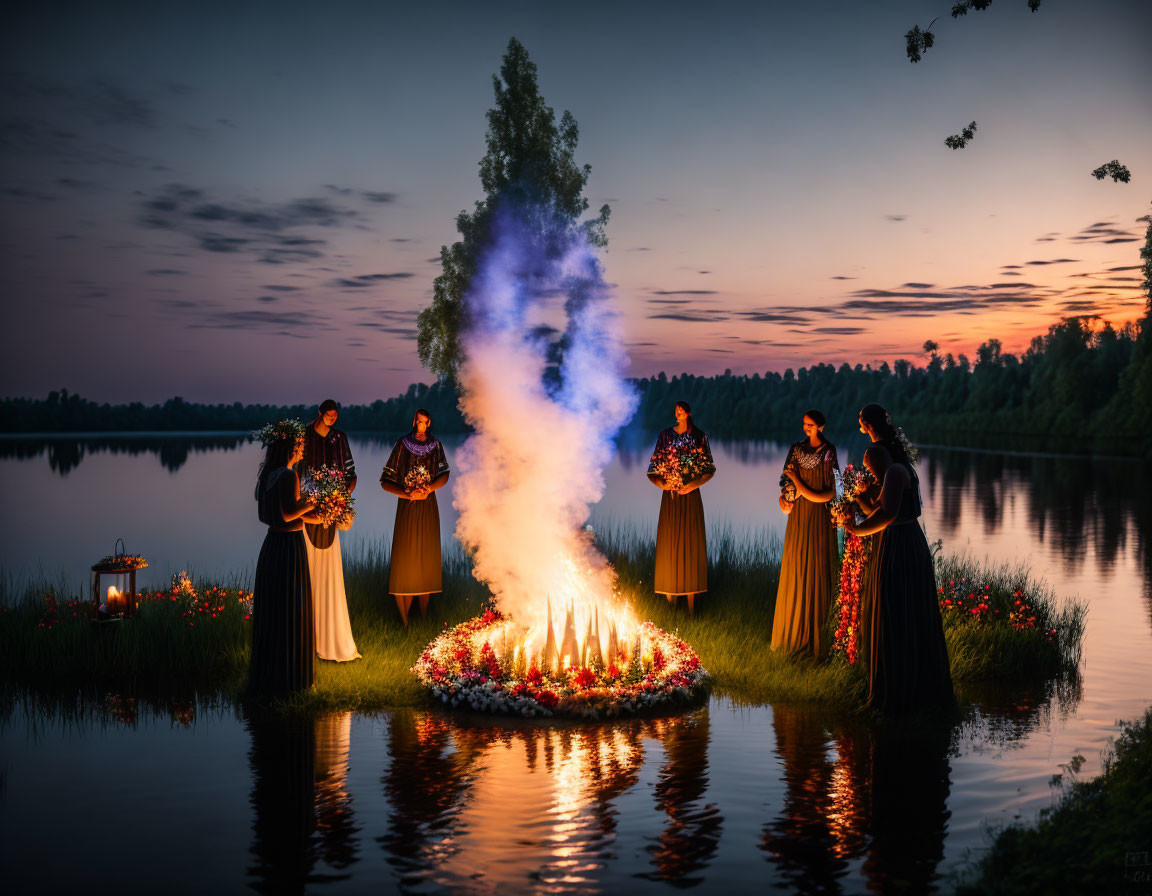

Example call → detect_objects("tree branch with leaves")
416 38 609 382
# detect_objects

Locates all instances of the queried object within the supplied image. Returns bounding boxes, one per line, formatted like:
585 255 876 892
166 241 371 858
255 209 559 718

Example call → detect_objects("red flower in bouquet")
535 690 559 709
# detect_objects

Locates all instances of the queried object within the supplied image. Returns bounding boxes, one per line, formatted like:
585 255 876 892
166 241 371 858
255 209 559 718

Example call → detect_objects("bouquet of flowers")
301 465 355 529
404 464 432 496
779 463 798 503
828 464 876 528
653 441 713 494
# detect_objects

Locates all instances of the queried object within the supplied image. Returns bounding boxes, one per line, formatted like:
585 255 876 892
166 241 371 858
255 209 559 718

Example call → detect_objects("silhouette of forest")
3 316 1149 455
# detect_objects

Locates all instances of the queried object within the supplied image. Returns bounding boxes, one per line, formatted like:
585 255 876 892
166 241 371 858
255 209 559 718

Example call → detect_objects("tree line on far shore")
4 311 1149 455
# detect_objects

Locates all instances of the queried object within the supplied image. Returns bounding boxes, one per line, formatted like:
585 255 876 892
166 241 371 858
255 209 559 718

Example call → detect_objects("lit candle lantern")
91 539 147 619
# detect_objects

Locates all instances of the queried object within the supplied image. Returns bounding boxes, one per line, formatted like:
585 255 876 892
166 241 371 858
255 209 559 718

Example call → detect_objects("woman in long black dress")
845 405 954 714
379 409 450 627
249 421 323 699
647 401 716 614
771 410 839 658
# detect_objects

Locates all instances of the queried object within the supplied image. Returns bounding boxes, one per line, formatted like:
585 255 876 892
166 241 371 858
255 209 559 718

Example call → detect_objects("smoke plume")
453 202 637 642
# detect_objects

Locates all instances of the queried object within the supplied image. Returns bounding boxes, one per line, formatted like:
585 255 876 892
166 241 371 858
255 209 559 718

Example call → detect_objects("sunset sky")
2 0 1149 404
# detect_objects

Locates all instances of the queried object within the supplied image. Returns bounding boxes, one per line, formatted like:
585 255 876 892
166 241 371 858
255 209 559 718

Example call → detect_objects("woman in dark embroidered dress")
379 409 450 627
249 422 323 699
771 410 839 658
299 399 360 662
647 401 716 614
845 405 954 714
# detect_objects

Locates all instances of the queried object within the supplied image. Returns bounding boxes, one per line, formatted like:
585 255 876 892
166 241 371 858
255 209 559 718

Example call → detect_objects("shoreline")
1 536 1085 718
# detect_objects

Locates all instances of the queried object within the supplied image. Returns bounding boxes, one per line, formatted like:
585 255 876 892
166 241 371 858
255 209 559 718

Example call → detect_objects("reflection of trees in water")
0 435 246 475
378 707 719 892
245 709 359 894
761 706 953 894
923 448 1151 620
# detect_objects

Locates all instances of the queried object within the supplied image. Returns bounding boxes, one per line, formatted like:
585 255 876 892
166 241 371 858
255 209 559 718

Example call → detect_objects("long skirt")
389 494 442 596
654 489 707 595
868 521 955 715
249 529 314 698
304 529 360 662
770 496 838 658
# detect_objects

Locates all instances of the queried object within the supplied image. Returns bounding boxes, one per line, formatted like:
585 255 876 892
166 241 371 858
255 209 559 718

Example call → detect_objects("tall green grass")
954 706 1152 895
1 527 1085 715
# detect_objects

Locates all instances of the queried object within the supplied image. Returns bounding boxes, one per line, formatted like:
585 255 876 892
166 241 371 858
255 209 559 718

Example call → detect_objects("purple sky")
1 0 1150 404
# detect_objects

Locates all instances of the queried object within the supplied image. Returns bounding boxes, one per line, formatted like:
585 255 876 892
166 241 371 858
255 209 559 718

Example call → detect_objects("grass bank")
955 707 1152 895
0 529 1084 714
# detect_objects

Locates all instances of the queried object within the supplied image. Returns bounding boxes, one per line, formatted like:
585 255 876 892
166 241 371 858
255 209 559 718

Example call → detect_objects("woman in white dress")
300 399 360 661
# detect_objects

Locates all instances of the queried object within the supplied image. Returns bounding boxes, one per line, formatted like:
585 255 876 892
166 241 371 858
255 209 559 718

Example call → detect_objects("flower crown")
252 419 307 447
892 424 920 465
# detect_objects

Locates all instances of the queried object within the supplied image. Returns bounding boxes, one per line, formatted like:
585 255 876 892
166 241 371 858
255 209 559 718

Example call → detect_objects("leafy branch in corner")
906 1 1042 63
945 121 978 150
1091 160 1131 184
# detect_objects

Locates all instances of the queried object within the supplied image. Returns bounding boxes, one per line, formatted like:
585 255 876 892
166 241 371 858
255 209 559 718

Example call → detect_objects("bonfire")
410 204 709 719
412 606 708 719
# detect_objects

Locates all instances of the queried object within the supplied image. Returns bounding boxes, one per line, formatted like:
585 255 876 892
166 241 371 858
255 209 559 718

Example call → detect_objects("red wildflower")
535 690 559 709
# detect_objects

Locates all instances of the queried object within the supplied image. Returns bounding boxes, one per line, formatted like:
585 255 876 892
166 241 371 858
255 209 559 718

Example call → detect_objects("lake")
1 432 1149 892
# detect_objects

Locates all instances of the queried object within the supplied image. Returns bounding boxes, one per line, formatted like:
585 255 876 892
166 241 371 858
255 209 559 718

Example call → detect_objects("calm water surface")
1 433 1149 893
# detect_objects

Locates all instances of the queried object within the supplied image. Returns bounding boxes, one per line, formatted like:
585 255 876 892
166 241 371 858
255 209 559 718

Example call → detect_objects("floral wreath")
892 424 920 465
251 419 307 447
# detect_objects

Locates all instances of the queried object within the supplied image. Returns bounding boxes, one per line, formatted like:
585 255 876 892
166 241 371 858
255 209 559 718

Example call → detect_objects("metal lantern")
91 538 148 619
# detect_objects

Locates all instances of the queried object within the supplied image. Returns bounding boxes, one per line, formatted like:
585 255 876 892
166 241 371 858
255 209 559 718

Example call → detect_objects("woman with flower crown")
646 400 716 614
299 399 360 663
771 409 839 658
379 409 451 626
249 420 324 699
845 404 954 714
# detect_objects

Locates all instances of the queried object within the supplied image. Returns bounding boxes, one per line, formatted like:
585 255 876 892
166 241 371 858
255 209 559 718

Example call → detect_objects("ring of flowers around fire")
412 610 710 719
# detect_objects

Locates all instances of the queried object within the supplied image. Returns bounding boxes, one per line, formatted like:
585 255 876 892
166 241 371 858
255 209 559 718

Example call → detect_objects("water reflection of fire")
382 708 721 892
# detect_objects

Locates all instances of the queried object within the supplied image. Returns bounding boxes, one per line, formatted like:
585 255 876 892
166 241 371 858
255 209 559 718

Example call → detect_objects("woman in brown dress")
771 410 839 658
846 404 954 715
249 421 323 699
647 401 716 614
379 409 450 626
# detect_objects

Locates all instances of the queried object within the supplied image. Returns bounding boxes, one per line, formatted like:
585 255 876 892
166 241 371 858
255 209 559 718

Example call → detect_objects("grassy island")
0 529 1084 716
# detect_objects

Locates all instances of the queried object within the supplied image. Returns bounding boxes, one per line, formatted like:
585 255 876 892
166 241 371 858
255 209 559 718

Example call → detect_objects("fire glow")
411 201 708 717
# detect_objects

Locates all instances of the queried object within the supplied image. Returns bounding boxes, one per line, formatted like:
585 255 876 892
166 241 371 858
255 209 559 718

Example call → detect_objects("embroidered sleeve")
435 443 450 477
646 430 667 475
380 440 403 486
699 433 716 474
337 431 357 482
